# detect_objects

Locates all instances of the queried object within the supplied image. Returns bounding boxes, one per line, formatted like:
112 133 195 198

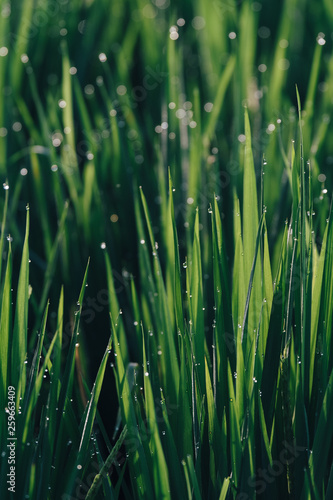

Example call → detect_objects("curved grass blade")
85 425 128 500
12 207 29 402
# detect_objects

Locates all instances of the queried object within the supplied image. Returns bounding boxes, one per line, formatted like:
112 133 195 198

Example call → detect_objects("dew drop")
99 52 107 62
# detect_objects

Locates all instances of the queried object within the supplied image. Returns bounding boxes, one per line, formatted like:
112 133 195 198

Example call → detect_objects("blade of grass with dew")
15 302 50 499
320 203 333 387
232 197 246 433
296 86 310 411
57 258 90 417
242 109 261 353
257 221 273 381
182 457 192 500
188 209 205 391
236 213 264 472
177 333 193 462
258 392 273 468
227 361 241 488
26 331 64 498
0 240 12 445
306 368 333 498
194 389 206 492
63 335 113 495
0 188 9 280
112 362 139 443
213 195 234 345
51 260 91 494
186 454 203 500
168 172 184 339
205 357 222 491
139 187 179 409
46 287 64 462
240 212 264 347
187 290 200 465
104 250 128 367
85 425 128 500
293 365 309 497
142 330 171 499
20 301 50 444
159 385 187 500
22 302 49 415
129 278 143 363
11 206 29 402
133 186 160 332
111 316 154 499
211 201 229 416
232 191 245 334
260 228 288 431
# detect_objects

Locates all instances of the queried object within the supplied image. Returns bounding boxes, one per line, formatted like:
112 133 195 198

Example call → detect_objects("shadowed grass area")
0 0 333 498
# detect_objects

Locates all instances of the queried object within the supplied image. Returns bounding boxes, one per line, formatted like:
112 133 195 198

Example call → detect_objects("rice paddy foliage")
0 0 333 498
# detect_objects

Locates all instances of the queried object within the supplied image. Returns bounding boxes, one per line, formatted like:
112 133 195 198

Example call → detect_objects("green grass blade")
112 317 154 499
186 454 203 500
57 259 90 417
12 207 29 401
189 209 205 391
307 368 333 497
218 477 230 500
0 240 12 441
142 332 171 498
85 425 128 500
242 109 261 348
64 336 113 495
0 188 9 280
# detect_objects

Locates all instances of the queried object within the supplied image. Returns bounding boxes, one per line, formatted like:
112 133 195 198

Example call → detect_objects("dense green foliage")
0 0 333 498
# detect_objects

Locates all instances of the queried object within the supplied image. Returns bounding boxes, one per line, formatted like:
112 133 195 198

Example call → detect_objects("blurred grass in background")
0 0 333 498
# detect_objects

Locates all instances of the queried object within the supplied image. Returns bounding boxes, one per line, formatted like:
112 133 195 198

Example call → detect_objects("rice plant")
0 0 333 498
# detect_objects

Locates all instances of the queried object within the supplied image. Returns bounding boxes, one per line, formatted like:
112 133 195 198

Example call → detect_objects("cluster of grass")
1 0 333 498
